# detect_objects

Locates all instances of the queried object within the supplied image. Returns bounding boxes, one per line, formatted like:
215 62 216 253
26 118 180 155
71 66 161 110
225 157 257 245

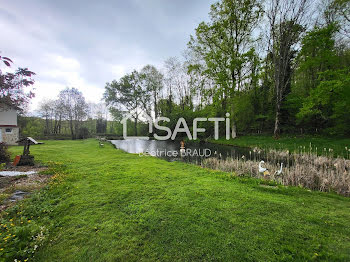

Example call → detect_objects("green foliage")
104 71 148 114
18 115 122 139
298 70 350 135
0 142 10 164
18 116 45 138
0 57 36 111
77 127 90 139
233 93 255 132
295 24 339 93
212 134 350 158
286 23 350 135
0 210 49 261
188 0 263 128
96 118 107 134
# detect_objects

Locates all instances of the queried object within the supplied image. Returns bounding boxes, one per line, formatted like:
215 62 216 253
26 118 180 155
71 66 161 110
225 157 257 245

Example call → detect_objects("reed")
202 148 350 196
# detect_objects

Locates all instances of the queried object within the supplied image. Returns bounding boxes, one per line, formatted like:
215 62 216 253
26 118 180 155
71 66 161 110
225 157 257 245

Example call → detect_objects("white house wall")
0 127 19 145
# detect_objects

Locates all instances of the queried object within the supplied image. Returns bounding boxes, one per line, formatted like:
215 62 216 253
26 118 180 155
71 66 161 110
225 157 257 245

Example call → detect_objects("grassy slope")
211 135 350 157
7 140 350 261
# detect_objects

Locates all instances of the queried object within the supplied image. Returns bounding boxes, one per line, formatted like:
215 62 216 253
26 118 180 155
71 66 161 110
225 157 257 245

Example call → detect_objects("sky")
0 0 213 114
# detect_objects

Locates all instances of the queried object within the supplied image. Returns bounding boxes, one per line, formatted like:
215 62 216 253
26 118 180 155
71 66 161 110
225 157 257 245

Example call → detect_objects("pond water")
110 139 265 164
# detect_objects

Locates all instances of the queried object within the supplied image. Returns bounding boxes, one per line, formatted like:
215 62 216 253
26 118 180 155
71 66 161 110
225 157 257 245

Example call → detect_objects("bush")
77 127 90 139
0 142 11 164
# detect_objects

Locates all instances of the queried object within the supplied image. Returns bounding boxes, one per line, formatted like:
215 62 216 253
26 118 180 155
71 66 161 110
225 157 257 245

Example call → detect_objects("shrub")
77 127 90 139
0 142 11 164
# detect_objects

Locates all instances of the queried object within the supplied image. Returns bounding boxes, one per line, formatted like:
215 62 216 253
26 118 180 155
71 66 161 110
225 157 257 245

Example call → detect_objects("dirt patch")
2 164 48 173
0 166 51 211
12 173 50 189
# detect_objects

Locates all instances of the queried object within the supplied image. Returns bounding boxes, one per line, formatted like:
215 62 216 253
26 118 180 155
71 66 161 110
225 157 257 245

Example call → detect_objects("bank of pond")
110 139 350 196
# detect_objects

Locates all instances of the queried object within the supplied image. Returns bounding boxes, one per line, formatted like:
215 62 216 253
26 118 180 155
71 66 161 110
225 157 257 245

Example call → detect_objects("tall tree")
104 71 148 136
58 88 88 139
140 65 163 118
267 0 310 137
186 51 215 110
53 99 64 134
38 99 55 135
164 57 192 111
188 0 263 138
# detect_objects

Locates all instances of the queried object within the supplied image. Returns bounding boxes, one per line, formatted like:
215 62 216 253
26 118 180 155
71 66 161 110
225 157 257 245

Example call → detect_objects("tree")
324 0 350 38
267 0 310 138
188 0 263 138
284 21 345 134
52 99 65 134
140 65 163 118
297 24 339 90
0 142 11 164
185 49 215 110
96 118 107 133
0 54 35 110
38 99 55 135
58 88 88 139
104 71 148 136
297 69 350 135
164 57 193 111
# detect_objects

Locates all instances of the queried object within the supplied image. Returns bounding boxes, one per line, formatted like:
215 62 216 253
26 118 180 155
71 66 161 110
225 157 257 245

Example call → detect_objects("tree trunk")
44 116 50 135
134 118 138 136
53 119 57 134
274 102 280 139
230 102 237 139
231 120 237 139
70 119 75 139
49 117 53 134
154 91 158 118
58 118 61 134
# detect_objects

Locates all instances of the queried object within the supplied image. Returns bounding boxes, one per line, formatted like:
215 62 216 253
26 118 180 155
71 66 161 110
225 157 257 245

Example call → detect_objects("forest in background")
20 0 350 140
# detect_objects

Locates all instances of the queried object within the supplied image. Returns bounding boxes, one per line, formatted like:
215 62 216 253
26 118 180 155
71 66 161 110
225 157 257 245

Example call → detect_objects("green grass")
2 139 350 261
211 135 350 158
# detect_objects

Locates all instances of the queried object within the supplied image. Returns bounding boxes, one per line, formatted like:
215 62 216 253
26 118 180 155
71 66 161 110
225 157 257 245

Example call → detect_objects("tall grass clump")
202 146 350 196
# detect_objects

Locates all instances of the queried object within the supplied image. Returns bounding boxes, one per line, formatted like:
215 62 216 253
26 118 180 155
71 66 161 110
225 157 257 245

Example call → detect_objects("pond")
110 139 268 164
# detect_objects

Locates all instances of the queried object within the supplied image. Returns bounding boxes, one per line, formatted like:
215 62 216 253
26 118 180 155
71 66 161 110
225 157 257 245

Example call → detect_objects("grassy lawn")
2 139 350 261
211 135 350 158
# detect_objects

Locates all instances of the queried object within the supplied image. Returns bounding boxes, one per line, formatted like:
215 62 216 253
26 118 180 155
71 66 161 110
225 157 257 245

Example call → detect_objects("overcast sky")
0 0 213 113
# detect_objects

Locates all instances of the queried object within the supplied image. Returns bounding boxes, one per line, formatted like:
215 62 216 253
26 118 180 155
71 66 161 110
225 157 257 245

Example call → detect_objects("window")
5 128 12 134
